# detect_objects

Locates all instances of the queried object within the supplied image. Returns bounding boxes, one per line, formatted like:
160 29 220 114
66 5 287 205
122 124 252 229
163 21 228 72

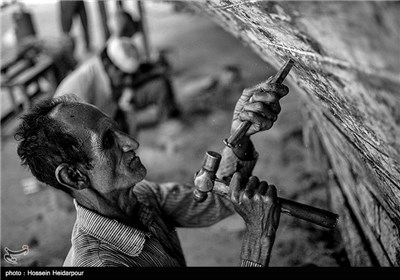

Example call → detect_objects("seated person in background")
54 9 180 137
15 77 289 266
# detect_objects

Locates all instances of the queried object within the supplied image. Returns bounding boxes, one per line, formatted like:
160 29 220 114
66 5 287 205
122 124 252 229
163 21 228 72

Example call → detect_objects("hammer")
193 151 339 229
224 58 295 149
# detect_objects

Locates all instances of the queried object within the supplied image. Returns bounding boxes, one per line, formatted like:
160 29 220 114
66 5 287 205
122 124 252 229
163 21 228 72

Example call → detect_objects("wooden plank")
1 60 34 82
1 104 24 126
9 57 53 87
1 44 35 73
303 111 377 266
328 174 375 266
307 104 399 266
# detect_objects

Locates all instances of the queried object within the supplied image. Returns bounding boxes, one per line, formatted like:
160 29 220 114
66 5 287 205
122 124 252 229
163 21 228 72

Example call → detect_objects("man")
54 9 180 137
15 78 288 266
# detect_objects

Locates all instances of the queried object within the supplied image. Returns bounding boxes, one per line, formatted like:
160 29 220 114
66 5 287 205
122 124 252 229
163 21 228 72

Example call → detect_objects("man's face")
51 102 147 194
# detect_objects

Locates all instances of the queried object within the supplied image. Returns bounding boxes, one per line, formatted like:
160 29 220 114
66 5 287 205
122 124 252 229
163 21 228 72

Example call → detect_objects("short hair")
109 9 141 37
14 95 93 195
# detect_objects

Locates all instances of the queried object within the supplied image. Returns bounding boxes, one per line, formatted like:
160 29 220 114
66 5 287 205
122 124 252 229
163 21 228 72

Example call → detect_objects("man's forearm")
240 232 275 267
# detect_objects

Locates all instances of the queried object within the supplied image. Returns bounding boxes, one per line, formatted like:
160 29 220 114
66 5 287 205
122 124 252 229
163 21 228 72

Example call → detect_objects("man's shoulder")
66 238 128 267
133 180 165 207
66 229 102 266
54 55 105 99
69 55 104 79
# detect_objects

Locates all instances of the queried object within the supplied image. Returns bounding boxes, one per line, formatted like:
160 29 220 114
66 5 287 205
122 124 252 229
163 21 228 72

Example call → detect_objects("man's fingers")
252 83 289 100
244 176 259 199
239 111 274 133
267 83 289 98
265 184 278 203
269 102 281 114
230 172 242 203
269 184 281 230
251 90 278 104
240 82 288 104
242 102 278 121
239 85 259 103
258 181 269 196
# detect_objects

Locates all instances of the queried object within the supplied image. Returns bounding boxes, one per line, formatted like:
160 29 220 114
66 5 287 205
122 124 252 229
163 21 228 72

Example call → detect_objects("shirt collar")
73 200 149 257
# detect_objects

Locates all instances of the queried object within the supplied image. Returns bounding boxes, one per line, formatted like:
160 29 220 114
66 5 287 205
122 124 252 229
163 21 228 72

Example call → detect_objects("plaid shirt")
63 147 262 267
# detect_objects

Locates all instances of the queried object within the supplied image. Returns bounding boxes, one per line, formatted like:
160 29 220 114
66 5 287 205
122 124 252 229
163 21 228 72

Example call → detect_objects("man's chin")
129 156 146 173
133 164 147 183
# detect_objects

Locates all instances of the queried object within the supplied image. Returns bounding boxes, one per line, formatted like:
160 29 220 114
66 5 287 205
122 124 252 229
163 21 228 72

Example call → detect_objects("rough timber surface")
184 0 400 266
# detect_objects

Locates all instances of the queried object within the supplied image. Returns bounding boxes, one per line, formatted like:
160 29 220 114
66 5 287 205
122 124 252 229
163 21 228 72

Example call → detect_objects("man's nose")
116 131 139 152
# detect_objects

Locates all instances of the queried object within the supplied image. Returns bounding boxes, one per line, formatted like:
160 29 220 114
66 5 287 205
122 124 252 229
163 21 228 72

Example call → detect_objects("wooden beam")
328 173 376 266
137 0 151 62
97 0 110 42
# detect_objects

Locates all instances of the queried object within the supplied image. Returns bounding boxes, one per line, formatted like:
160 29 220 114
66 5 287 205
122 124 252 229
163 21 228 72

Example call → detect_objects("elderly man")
15 78 288 266
54 9 180 137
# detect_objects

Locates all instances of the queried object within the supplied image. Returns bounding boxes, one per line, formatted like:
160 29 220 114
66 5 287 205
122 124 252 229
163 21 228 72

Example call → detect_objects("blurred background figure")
59 0 90 52
54 8 180 138
107 8 180 136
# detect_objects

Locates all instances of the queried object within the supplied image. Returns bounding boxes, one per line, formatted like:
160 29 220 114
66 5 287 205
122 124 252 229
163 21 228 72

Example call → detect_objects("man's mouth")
128 155 140 167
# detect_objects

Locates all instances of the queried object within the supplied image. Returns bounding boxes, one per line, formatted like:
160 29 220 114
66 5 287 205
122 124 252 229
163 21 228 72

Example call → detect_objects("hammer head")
193 151 222 202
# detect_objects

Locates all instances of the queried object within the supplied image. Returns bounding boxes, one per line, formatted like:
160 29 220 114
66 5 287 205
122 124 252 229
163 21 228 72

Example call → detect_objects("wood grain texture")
183 0 400 266
306 104 399 266
328 171 376 266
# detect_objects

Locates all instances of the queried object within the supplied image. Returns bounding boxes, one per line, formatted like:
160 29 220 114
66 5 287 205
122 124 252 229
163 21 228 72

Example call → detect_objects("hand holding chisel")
224 59 294 148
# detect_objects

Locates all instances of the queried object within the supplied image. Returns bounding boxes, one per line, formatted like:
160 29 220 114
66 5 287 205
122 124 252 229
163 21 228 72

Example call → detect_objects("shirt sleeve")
54 58 95 103
149 145 258 227
240 259 264 267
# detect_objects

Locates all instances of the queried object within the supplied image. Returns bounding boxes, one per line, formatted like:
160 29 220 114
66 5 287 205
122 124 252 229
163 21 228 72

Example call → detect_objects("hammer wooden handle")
214 180 338 229
224 59 295 149
279 198 338 229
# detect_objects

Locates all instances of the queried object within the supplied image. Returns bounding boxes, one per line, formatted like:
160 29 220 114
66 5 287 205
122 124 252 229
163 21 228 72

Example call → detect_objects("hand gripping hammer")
193 151 339 229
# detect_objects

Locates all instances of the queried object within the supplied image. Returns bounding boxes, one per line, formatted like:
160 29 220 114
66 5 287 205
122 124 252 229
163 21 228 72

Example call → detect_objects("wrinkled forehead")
49 102 109 132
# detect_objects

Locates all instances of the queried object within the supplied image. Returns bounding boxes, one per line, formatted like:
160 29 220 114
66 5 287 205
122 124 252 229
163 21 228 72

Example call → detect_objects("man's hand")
231 77 289 137
230 172 281 266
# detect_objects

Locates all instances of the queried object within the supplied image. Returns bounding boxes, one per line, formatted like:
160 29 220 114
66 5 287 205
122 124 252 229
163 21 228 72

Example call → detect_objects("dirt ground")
1 1 349 267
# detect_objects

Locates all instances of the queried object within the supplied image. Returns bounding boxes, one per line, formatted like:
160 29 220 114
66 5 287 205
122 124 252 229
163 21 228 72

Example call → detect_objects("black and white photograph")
0 0 399 273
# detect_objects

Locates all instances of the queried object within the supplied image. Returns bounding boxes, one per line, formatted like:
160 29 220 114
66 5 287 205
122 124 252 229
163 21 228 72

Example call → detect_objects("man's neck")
74 186 141 227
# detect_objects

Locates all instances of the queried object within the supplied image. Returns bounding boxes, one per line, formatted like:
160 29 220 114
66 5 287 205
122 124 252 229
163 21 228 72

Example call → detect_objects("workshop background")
1 0 348 267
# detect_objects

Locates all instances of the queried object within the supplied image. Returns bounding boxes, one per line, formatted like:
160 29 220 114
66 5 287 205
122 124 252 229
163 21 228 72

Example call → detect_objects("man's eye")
103 133 114 149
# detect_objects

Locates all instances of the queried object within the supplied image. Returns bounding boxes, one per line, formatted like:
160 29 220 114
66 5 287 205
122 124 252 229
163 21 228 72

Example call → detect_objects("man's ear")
55 163 90 191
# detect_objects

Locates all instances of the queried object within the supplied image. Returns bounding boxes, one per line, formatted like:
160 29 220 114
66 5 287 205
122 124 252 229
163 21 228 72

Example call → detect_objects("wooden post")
137 0 151 62
98 0 110 42
117 0 124 9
